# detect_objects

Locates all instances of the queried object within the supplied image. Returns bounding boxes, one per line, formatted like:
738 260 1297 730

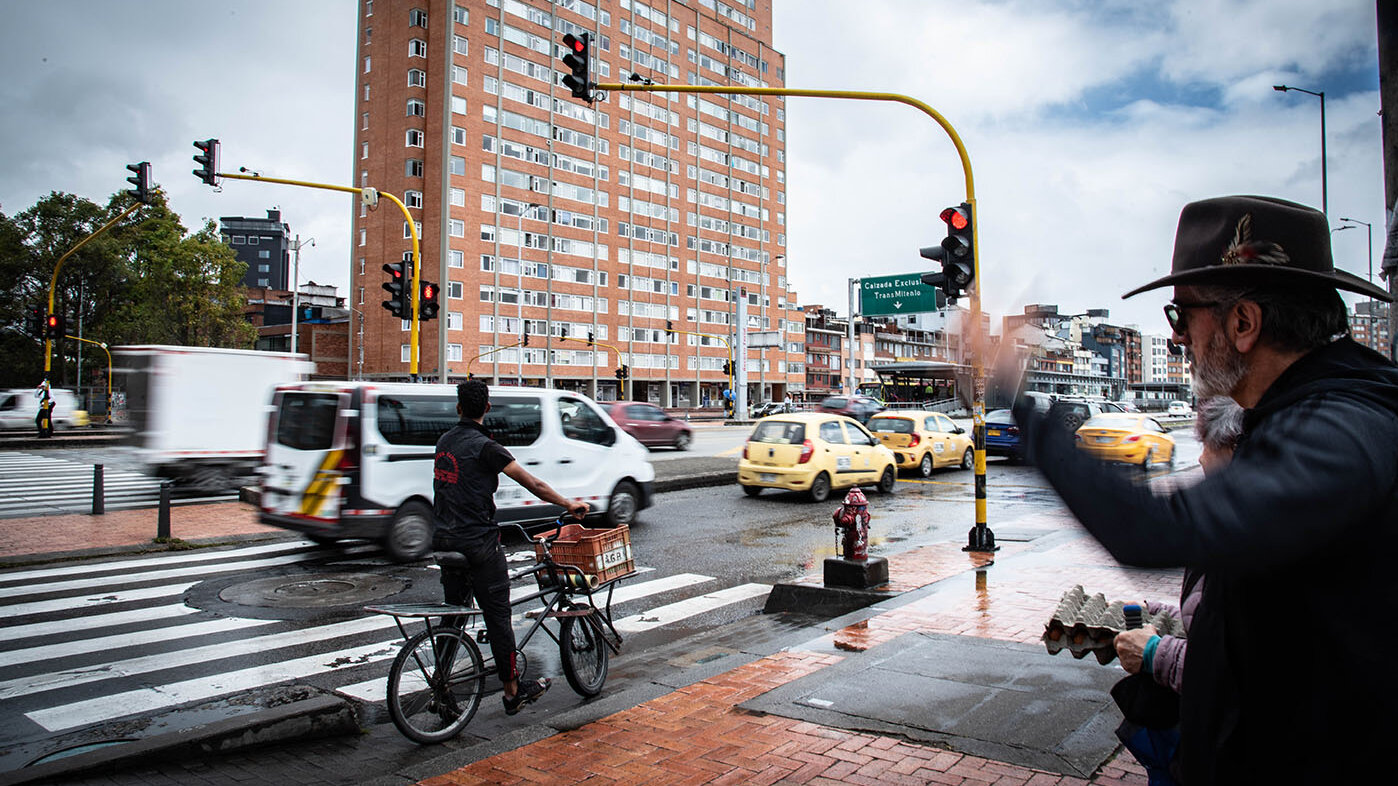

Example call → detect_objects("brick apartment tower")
351 0 801 407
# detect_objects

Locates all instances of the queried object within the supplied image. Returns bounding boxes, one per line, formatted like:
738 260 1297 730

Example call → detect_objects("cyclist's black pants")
434 532 519 683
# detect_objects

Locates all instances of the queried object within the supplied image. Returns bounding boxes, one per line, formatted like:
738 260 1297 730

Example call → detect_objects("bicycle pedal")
476 629 490 644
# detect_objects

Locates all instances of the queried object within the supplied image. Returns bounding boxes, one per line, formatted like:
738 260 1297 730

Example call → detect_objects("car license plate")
759 473 777 482
1094 436 1114 444
988 429 1001 437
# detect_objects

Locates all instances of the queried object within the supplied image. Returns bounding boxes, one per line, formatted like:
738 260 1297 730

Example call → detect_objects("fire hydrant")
823 487 888 590
833 487 871 561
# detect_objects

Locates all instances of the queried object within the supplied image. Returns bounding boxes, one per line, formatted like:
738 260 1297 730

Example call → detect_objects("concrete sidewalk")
406 510 1163 786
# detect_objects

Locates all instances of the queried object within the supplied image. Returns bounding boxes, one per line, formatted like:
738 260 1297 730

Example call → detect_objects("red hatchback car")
605 402 693 450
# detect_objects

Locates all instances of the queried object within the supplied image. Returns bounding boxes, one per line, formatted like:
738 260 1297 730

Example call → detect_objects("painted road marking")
612 583 771 634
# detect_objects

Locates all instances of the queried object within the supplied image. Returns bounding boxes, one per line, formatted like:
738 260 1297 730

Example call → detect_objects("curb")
0 695 359 786
651 471 734 493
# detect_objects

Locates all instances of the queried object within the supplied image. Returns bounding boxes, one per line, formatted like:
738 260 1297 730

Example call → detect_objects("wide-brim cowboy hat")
1123 195 1392 302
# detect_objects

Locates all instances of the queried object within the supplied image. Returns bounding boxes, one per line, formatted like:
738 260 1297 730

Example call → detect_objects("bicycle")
364 518 632 743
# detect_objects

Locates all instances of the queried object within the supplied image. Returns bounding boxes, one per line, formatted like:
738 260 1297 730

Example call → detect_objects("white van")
0 388 87 430
257 382 655 561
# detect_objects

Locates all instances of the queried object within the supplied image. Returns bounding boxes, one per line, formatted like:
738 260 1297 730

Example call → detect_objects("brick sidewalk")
420 530 1166 785
0 502 281 560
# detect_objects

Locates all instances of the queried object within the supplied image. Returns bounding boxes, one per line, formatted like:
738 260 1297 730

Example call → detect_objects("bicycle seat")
433 551 470 568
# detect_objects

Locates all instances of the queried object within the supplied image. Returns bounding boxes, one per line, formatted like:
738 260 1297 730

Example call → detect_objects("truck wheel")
605 481 640 527
385 501 434 562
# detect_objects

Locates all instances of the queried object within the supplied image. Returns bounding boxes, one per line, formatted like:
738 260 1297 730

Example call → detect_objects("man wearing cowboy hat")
1014 195 1398 784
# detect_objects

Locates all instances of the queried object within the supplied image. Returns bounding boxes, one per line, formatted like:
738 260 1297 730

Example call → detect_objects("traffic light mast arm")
466 337 531 377
63 334 113 424
215 171 425 378
661 327 735 394
44 200 142 375
556 334 626 370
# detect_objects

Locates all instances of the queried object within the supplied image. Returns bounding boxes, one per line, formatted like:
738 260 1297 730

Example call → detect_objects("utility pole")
288 236 314 355
1380 0 1398 360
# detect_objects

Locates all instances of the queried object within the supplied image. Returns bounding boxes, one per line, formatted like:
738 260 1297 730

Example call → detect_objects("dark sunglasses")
1163 300 1222 333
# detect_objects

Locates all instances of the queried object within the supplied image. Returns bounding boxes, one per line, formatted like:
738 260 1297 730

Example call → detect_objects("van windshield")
275 393 340 450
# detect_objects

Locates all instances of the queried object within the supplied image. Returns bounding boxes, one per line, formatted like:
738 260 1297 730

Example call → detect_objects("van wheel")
385 501 434 562
605 481 640 527
809 472 831 503
877 466 896 494
919 453 934 478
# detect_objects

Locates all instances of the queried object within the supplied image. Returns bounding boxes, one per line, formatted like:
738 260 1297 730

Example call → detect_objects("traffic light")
587 331 595 346
192 139 219 186
44 313 65 340
615 365 629 380
919 202 975 304
665 320 674 336
560 33 593 103
723 359 734 376
419 281 440 321
522 333 530 346
126 161 152 204
381 255 408 317
26 306 44 339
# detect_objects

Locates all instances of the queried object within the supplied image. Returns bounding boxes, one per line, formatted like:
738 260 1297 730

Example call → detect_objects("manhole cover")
220 572 407 609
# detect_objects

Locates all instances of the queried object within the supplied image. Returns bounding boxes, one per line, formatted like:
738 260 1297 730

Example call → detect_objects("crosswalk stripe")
4 582 200 618
0 552 318 600
27 639 401 731
0 541 313 586
612 583 771 634
0 604 198 643
0 616 280 668
0 616 400 701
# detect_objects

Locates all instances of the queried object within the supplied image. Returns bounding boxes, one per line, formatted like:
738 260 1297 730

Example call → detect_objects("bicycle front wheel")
387 626 486 744
559 615 609 697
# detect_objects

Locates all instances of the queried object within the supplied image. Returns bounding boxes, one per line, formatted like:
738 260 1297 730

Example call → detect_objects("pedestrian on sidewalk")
433 379 590 715
1014 196 1398 785
1111 396 1243 784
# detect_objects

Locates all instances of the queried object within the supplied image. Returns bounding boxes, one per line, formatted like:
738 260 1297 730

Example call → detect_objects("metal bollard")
157 481 172 539
92 464 105 515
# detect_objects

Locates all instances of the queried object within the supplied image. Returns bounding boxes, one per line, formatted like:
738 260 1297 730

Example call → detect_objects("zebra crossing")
0 452 234 518
0 538 770 740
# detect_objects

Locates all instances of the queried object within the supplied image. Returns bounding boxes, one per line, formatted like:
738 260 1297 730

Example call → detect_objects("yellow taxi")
738 412 897 502
1074 413 1176 469
867 411 974 477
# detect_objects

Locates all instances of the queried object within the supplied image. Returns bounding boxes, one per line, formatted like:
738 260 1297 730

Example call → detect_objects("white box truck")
113 345 314 491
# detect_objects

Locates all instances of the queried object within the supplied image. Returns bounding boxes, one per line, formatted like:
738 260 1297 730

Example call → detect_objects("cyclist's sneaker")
502 677 550 715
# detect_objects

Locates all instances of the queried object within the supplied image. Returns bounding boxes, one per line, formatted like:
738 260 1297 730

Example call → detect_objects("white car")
1166 401 1193 416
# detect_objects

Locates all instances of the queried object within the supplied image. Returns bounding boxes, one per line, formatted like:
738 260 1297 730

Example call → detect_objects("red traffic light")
940 207 969 230
422 283 437 299
565 33 586 53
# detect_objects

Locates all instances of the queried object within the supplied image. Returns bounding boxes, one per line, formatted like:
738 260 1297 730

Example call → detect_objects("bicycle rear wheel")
387 626 486 743
559 615 609 697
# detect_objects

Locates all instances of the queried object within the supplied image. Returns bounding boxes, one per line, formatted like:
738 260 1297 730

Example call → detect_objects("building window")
452 4 467 24
406 159 424 177
231 235 245 245
258 263 270 272
404 190 423 208
452 65 468 85
448 219 465 237
364 27 371 44
365 0 372 15
453 35 468 56
363 84 370 101
451 95 467 114
359 257 365 275
401 344 411 363
359 228 366 246
409 38 427 58
403 220 423 239
358 286 365 305
406 129 425 147
410 8 428 27
361 142 368 159
257 278 269 287
449 249 464 267
447 344 462 362
247 236 260 244
449 188 466 206
448 281 464 299
258 250 271 259
448 311 463 330
407 99 425 117
408 69 426 87
363 56 371 73
449 156 465 176
361 111 369 129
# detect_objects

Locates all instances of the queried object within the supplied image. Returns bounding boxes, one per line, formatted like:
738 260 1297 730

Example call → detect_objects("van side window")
376 395 458 446
0 395 15 411
558 397 615 446
484 396 543 447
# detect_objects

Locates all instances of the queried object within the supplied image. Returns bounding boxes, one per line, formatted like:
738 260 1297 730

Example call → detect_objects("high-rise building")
221 209 291 290
350 0 800 407
1350 300 1391 355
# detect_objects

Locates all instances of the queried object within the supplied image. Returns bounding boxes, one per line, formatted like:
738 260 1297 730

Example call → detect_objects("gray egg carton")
1042 584 1187 664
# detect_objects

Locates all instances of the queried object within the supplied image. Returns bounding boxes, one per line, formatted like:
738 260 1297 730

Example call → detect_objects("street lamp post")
1338 217 1376 349
1274 84 1327 216
288 236 315 355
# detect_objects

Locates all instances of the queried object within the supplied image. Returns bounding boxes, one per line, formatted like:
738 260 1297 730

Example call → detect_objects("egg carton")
1042 584 1186 665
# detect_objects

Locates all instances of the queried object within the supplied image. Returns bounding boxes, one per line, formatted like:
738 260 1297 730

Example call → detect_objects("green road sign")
858 273 945 316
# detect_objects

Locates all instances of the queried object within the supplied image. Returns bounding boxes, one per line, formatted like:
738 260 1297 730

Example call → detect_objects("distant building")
243 283 350 379
1350 300 1391 355
220 209 292 290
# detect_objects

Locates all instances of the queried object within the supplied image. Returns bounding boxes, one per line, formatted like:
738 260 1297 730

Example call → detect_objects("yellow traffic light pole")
465 337 530 377
596 82 991 548
662 326 735 409
65 334 113 424
215 172 426 379
43 201 142 378
557 333 630 378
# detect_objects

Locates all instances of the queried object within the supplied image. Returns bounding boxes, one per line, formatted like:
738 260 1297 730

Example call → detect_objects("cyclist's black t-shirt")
433 419 515 540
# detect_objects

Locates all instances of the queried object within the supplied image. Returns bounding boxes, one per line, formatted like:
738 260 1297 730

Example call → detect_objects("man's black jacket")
1017 338 1398 785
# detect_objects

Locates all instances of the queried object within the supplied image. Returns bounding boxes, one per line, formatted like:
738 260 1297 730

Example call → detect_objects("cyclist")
433 380 589 715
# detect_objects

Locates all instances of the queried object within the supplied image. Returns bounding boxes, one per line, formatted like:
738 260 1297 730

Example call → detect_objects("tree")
0 189 254 392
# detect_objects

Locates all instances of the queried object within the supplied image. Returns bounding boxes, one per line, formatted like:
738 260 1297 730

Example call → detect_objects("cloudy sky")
0 0 1383 336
